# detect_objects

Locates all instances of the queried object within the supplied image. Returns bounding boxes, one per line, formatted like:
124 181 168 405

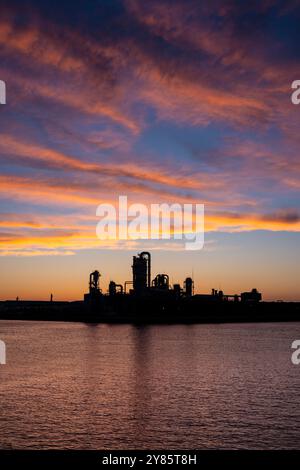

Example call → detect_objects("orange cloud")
0 205 299 258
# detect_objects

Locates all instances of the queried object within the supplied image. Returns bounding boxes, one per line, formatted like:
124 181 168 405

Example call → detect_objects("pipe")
124 281 133 294
115 284 123 294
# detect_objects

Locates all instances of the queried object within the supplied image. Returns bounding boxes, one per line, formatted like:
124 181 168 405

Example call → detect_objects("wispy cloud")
0 0 299 257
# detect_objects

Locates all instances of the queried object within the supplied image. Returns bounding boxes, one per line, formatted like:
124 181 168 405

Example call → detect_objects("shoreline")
1 299 300 325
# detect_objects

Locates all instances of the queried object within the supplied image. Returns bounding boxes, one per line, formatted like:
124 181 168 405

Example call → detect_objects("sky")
0 0 299 301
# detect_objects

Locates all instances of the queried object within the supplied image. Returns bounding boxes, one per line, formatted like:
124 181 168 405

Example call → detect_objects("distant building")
241 289 262 303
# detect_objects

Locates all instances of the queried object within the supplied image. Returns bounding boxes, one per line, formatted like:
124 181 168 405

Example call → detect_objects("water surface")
0 321 300 449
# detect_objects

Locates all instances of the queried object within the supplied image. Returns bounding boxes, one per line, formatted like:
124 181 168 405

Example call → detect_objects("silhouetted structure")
132 251 151 294
81 251 265 321
241 288 262 303
109 281 123 296
152 274 169 290
184 277 194 297
97 251 261 304
88 251 262 303
84 270 102 305
1 251 300 325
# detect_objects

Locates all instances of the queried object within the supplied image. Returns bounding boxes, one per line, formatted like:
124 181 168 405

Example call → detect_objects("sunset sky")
0 0 299 301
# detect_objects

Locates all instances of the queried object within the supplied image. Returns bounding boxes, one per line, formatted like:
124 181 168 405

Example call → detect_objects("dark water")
0 320 300 449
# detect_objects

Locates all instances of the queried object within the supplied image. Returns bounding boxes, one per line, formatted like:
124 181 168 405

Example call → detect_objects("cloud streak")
0 0 299 258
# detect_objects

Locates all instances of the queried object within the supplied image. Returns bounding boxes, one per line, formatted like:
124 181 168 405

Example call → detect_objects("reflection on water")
0 320 300 449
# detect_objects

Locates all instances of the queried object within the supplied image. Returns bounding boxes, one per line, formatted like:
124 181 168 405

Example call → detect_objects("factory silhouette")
81 251 266 323
0 251 299 324
85 251 261 304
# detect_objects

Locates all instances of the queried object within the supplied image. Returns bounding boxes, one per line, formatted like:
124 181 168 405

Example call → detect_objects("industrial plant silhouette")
0 251 299 324
85 251 261 304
